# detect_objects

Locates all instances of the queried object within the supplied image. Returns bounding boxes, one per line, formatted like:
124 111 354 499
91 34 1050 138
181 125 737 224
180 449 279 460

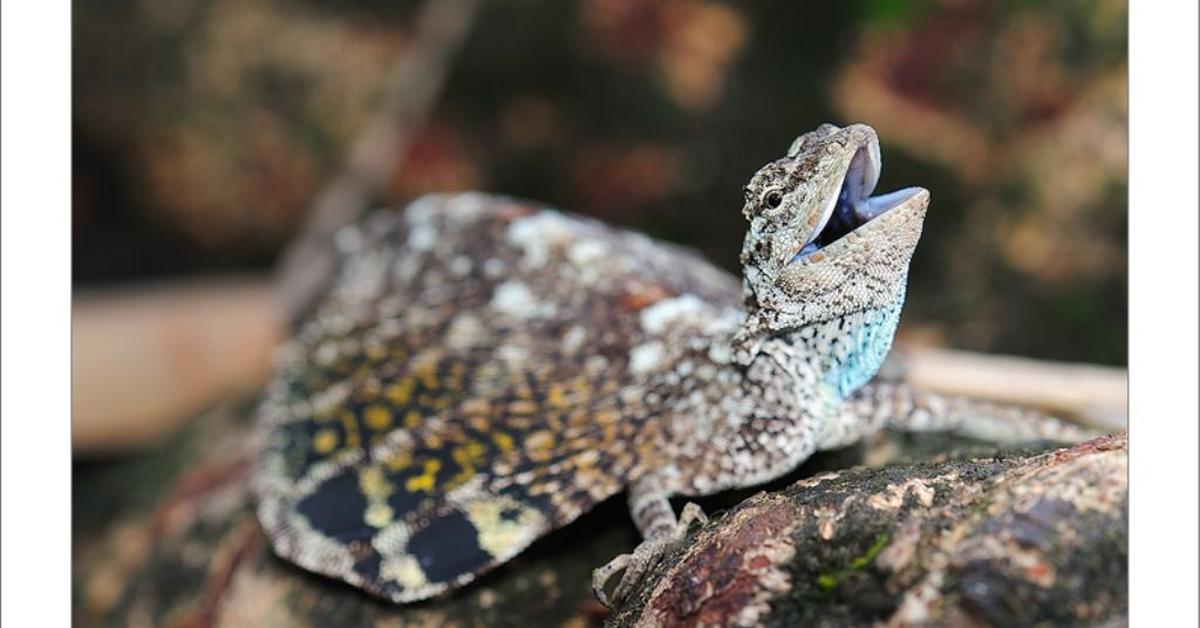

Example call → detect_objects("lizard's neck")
752 295 905 404
668 296 905 495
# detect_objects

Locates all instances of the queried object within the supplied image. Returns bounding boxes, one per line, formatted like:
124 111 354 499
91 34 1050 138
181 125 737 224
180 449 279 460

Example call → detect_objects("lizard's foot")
592 502 707 608
592 536 670 609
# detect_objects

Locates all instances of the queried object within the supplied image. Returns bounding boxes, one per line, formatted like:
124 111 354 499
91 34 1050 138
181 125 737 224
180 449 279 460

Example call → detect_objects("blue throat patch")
817 293 905 401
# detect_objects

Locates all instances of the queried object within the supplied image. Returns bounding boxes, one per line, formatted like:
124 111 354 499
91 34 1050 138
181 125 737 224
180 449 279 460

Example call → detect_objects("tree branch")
274 0 484 324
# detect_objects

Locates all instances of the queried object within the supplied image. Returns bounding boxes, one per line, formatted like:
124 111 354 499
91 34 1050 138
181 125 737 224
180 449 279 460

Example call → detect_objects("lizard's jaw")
791 141 927 262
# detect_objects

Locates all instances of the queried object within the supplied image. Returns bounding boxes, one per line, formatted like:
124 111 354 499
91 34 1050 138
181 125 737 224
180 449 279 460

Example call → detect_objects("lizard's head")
735 123 929 350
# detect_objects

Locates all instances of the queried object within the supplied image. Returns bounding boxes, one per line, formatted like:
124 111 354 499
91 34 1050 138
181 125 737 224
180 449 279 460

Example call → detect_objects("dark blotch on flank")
296 473 372 543
406 509 492 583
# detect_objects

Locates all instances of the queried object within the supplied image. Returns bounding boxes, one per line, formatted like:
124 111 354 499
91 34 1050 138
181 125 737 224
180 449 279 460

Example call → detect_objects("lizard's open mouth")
792 142 926 261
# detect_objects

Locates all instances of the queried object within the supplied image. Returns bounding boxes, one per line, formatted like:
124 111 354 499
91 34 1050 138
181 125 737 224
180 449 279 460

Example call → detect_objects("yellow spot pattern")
340 410 361 449
386 378 416 406
360 466 390 496
492 432 515 453
312 428 339 454
405 459 442 493
385 450 413 471
546 384 569 409
462 496 545 559
452 440 488 466
441 440 485 491
414 361 439 390
365 405 393 430
359 466 395 528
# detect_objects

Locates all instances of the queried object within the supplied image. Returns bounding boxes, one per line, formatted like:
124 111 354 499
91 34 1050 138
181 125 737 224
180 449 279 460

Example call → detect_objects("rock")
608 433 1127 627
73 395 1125 627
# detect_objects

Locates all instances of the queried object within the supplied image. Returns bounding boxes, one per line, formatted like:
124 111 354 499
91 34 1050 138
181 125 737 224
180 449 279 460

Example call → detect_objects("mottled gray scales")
254 192 749 602
255 123 1061 608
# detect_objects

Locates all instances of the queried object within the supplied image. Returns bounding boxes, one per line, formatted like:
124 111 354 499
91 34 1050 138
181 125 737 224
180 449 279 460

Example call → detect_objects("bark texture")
608 433 1128 627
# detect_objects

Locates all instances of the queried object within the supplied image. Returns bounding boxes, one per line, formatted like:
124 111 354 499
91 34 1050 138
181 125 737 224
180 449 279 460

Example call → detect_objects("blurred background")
73 0 1126 449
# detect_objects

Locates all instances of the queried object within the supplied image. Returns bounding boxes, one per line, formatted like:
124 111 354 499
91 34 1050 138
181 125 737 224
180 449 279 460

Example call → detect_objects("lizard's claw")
592 552 629 608
592 538 672 608
591 502 708 608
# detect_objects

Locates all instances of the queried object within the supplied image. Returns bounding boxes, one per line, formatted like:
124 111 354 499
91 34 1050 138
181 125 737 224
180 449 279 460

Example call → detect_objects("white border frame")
2 1 73 626
1128 2 1199 626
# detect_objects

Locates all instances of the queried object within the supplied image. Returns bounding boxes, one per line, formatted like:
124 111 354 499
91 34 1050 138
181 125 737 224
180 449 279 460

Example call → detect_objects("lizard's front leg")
592 473 706 607
819 381 1099 451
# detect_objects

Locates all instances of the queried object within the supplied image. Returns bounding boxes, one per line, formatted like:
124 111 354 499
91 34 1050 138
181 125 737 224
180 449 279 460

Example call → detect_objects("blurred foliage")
73 0 1126 365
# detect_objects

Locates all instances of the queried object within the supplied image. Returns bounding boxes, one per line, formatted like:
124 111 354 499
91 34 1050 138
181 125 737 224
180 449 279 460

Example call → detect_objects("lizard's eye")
763 190 783 209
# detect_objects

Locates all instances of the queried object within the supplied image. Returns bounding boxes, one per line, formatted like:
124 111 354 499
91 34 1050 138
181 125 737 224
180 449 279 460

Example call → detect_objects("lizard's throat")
763 301 904 402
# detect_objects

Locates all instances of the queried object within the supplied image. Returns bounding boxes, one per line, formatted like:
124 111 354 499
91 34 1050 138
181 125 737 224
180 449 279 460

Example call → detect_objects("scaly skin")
592 123 931 604
253 123 1085 608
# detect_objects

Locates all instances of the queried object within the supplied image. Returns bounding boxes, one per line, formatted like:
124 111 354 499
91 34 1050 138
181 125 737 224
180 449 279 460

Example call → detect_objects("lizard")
252 122 1089 608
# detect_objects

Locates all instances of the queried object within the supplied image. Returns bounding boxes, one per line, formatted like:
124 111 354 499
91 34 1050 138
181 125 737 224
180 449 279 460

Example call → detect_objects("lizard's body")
254 123 1077 606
